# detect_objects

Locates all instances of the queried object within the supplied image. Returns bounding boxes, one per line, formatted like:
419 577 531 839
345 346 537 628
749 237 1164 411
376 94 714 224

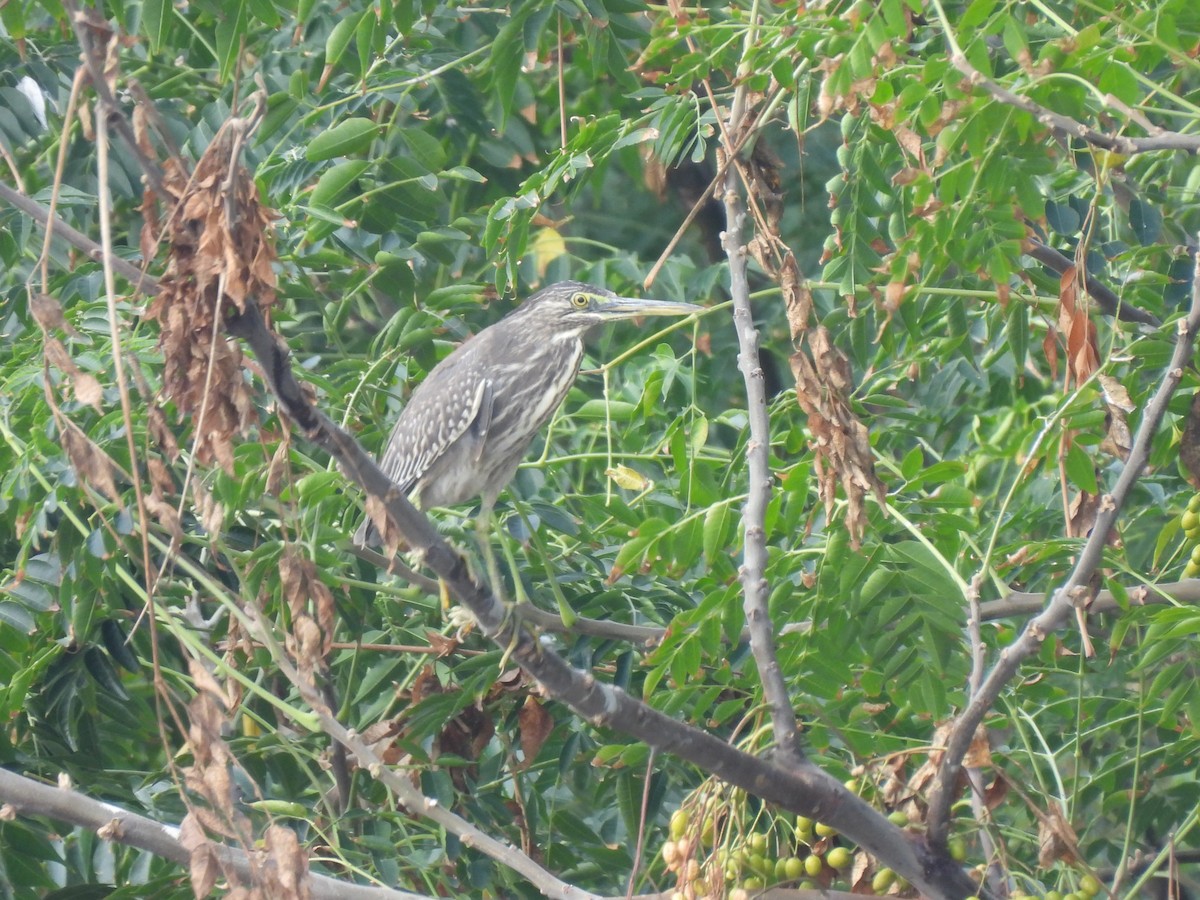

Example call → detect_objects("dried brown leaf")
60 422 121 502
1038 801 1082 868
518 696 553 769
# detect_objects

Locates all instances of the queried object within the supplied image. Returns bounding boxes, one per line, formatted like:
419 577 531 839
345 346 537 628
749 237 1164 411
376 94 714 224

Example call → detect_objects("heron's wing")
377 368 491 492
469 379 495 463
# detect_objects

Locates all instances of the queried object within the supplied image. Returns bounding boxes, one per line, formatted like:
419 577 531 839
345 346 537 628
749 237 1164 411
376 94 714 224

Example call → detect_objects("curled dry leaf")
518 696 553 770
60 421 121 502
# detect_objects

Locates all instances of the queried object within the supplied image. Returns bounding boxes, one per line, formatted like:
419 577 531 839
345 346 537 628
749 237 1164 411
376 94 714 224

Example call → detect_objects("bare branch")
980 579 1200 622
926 238 1200 849
718 122 803 761
0 768 424 900
0 180 156 291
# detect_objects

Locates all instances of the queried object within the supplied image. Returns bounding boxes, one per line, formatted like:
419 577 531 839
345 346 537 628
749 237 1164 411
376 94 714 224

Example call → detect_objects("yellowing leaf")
531 227 566 277
606 465 651 491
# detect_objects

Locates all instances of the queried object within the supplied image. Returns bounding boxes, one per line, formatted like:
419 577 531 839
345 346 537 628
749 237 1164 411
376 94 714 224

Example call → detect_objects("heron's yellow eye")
571 292 589 309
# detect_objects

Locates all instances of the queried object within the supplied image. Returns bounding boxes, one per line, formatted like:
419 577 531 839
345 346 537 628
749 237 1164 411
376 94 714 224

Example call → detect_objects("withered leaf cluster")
739 142 886 548
144 122 278 474
181 659 312 899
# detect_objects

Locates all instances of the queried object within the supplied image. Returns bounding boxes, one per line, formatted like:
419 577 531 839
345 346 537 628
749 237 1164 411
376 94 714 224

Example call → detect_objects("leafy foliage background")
2 0 1200 897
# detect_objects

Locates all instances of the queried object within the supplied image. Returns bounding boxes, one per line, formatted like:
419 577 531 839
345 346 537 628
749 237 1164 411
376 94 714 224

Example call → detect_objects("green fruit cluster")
1183 495 1200 577
658 790 1003 899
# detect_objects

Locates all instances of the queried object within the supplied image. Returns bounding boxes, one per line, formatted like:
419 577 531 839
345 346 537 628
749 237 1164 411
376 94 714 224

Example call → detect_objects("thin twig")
241 604 605 900
1026 238 1161 328
0 181 156 290
930 0 1200 157
926 237 1200 849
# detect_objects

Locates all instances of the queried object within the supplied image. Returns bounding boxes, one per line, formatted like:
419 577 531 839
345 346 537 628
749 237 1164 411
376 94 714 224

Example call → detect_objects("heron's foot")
446 602 478 637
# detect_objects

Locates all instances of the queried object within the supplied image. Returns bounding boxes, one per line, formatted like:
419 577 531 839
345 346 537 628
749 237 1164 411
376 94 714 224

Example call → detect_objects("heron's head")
518 280 701 336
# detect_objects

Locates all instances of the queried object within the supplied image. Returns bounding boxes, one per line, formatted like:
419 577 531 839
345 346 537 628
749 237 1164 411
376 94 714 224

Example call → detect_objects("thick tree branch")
0 768 422 900
926 240 1200 848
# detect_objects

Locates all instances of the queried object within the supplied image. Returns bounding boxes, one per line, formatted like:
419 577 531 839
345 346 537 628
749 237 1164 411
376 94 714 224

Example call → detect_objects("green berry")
948 835 967 862
872 868 897 892
1188 494 1200 514
748 832 768 854
669 809 689 840
887 810 909 827
783 856 805 880
815 821 837 837
1079 874 1102 897
804 854 824 877
827 846 852 869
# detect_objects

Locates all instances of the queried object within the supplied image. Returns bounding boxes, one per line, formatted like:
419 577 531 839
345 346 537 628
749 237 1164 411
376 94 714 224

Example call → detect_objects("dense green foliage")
2 0 1200 897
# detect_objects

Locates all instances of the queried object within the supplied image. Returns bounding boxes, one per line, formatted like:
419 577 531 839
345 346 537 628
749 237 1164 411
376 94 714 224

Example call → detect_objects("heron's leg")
475 507 507 607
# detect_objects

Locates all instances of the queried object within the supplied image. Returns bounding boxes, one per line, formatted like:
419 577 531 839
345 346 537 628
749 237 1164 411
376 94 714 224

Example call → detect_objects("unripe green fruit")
1190 544 1200 565
669 809 689 840
948 835 967 861
1185 560 1200 578
814 822 837 837
743 876 764 890
748 832 768 854
1079 874 1102 897
827 846 852 869
795 815 814 833
887 810 909 827
1183 510 1200 533
1189 494 1200 514
873 867 897 892
804 854 824 877
784 856 805 880
1045 891 1064 900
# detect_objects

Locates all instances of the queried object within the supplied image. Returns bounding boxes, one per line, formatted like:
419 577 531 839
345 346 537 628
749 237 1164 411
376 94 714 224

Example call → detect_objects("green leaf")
310 159 371 207
702 502 733 562
141 0 171 53
307 118 379 161
214 0 249 83
323 12 363 77
1064 442 1099 494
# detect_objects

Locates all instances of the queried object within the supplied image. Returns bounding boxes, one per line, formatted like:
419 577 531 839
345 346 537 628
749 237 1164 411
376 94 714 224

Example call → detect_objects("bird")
353 280 701 581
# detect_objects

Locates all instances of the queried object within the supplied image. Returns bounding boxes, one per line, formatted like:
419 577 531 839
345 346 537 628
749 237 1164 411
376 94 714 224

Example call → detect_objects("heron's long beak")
595 297 703 319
